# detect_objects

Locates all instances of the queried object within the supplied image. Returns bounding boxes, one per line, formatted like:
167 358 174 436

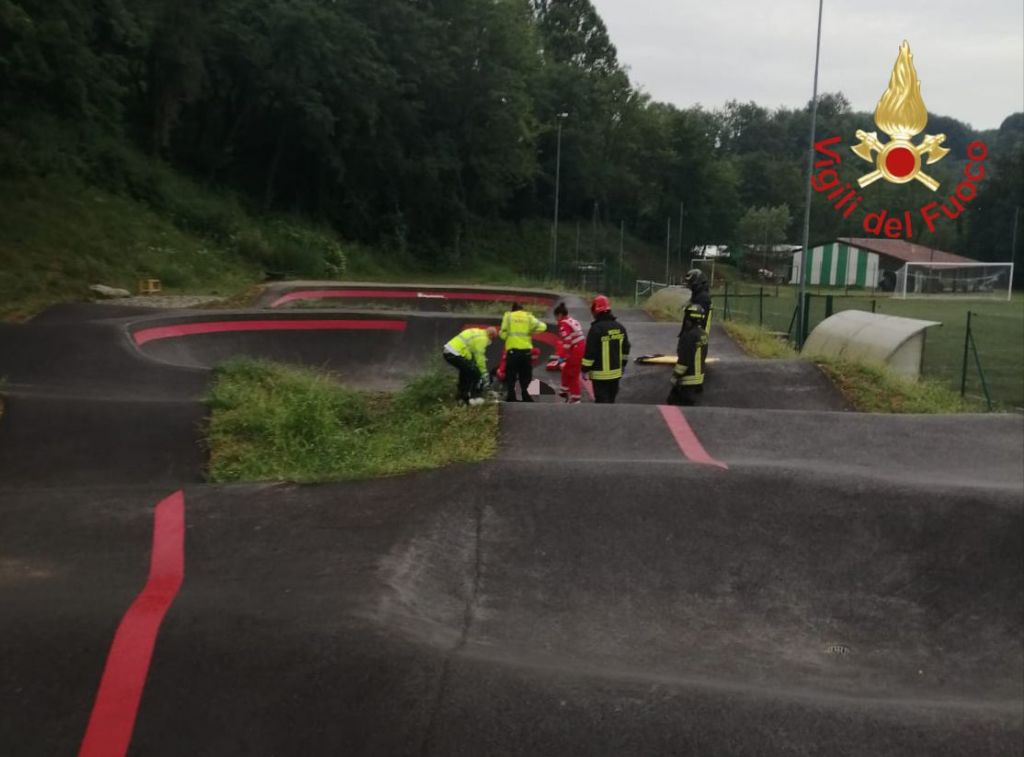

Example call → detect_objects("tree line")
1 0 1020 272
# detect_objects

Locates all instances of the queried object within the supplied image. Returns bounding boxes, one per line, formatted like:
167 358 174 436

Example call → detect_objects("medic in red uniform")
553 302 585 403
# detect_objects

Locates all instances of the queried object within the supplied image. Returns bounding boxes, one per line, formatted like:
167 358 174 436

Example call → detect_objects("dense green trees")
1 0 1020 273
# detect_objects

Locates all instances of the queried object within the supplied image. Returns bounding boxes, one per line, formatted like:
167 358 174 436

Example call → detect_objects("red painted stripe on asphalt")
133 318 406 346
79 491 186 757
271 288 555 307
658 405 728 469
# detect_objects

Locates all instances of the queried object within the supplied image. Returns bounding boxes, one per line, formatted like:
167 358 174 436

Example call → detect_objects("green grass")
723 318 985 413
0 176 259 320
0 172 356 321
0 169 626 321
717 282 1023 409
815 358 982 414
643 286 688 321
206 358 497 483
722 320 798 358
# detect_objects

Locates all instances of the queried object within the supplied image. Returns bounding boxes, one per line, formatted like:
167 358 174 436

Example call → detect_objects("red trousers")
561 345 584 401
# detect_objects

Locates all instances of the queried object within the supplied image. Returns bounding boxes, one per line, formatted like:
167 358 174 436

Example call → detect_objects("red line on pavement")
78 491 186 757
658 405 728 469
133 318 406 346
271 288 555 308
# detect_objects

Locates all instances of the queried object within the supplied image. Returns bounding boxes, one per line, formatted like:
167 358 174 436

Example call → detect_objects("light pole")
665 217 672 284
797 0 824 348
551 112 569 279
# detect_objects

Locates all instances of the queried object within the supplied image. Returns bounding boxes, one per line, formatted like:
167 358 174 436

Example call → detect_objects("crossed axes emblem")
851 130 949 191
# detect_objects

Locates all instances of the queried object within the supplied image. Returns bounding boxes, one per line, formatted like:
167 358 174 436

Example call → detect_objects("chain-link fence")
713 282 1024 410
954 311 1024 411
634 279 677 304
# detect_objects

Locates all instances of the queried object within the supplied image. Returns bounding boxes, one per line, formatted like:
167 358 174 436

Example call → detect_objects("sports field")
720 283 1024 410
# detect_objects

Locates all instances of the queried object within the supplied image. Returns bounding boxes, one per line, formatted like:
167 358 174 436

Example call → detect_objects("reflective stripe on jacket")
673 326 706 386
690 290 713 332
581 312 630 381
444 328 490 374
499 309 547 350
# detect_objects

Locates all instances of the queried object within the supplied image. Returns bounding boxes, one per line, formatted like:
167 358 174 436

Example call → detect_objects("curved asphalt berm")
0 289 1021 755
257 280 562 311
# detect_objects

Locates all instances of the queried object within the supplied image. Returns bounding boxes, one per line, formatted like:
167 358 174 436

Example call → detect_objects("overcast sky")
592 0 1024 131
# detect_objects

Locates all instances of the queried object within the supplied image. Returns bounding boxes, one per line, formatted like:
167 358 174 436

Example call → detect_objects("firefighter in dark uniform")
684 268 713 331
667 304 707 406
581 295 630 404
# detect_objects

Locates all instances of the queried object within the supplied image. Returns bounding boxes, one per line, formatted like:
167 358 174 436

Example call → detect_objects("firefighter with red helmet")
553 301 585 403
581 295 630 404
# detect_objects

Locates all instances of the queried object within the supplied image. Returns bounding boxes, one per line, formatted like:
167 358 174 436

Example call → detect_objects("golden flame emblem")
851 41 949 191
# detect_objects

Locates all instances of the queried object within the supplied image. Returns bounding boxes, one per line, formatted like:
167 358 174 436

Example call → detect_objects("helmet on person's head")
485 326 498 340
590 294 611 316
685 268 708 290
684 303 705 324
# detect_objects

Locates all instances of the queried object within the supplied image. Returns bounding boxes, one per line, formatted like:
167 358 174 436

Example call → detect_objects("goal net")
894 262 1014 301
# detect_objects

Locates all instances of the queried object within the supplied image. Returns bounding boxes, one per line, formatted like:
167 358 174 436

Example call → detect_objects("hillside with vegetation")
1 0 1021 318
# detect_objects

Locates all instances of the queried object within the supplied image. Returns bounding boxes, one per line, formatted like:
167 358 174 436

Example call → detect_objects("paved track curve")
0 291 1021 756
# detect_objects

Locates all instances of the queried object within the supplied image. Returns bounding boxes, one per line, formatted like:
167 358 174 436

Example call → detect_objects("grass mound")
722 320 798 359
723 320 978 413
207 359 497 482
815 359 981 414
643 287 687 321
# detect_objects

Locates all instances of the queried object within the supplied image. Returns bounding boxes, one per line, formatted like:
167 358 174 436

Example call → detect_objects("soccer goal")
893 262 1014 301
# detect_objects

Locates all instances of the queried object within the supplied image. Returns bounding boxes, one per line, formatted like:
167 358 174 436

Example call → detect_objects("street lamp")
797 0 824 348
551 112 569 279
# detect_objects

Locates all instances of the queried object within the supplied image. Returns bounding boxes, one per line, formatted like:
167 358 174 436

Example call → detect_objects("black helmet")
685 268 708 291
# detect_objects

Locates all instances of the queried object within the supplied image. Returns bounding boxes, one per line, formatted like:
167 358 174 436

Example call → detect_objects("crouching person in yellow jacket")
443 326 498 405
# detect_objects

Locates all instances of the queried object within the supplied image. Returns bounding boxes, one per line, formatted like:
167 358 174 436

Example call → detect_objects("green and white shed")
790 242 879 287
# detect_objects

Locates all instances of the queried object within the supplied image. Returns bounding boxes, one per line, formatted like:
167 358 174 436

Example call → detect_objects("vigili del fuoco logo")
811 40 988 239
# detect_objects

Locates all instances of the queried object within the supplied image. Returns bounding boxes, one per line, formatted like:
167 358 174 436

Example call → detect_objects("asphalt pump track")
0 294 1022 756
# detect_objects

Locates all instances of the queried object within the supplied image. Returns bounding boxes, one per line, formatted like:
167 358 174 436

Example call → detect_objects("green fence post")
759 287 764 326
800 292 812 347
968 323 993 410
871 299 876 313
824 295 834 319
960 311 972 397
787 306 798 342
724 282 730 320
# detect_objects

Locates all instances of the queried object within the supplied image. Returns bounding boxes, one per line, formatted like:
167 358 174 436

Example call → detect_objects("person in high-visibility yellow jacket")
499 302 547 402
443 326 498 405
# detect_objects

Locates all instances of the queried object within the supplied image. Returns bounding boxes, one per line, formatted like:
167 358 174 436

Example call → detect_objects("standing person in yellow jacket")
499 302 547 402
443 326 498 405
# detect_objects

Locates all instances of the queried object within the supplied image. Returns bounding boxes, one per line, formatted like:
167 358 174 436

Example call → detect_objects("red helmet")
591 294 611 315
